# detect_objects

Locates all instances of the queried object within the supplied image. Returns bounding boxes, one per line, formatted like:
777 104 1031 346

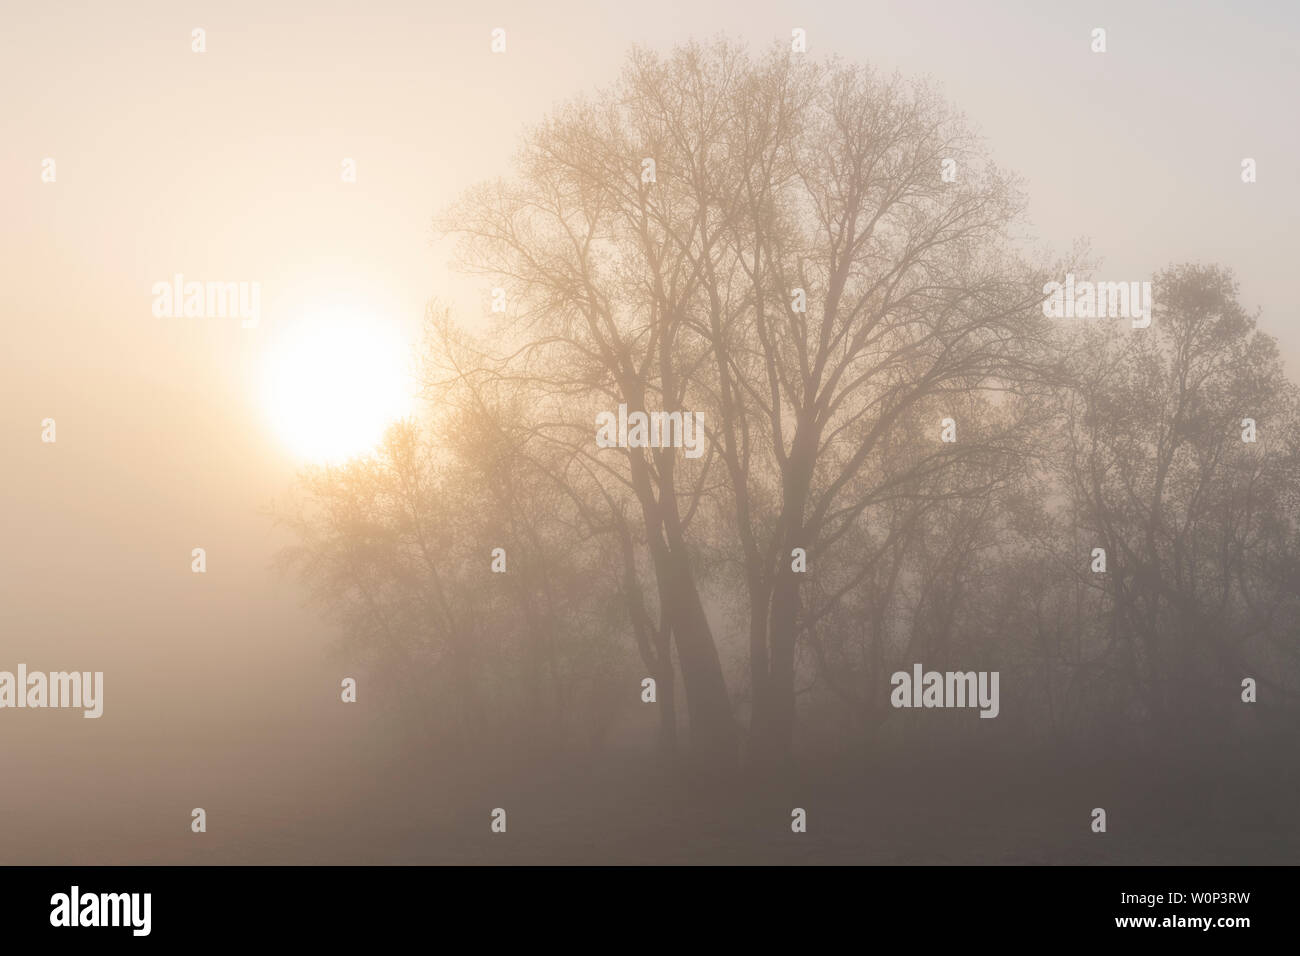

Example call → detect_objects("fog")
3 1 1297 865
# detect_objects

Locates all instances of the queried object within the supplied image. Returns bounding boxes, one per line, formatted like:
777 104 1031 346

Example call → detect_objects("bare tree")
442 39 1054 764
1045 264 1300 739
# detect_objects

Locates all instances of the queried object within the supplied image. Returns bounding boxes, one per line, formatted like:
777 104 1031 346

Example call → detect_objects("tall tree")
442 39 1053 763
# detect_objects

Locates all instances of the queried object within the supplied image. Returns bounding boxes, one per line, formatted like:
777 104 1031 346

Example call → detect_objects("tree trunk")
663 556 737 767
749 431 817 766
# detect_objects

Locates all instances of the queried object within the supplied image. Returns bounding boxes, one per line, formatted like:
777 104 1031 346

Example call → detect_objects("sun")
261 306 414 464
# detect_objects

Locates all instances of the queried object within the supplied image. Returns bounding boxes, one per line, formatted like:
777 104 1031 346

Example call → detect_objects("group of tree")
276 40 1300 773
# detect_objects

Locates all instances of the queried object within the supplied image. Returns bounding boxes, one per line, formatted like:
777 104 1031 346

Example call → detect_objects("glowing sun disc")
261 307 413 464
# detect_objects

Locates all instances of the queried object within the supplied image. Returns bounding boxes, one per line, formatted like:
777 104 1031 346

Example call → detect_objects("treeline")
276 41 1300 771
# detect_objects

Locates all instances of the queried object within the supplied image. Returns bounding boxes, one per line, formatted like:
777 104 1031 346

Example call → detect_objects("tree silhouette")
281 41 1300 779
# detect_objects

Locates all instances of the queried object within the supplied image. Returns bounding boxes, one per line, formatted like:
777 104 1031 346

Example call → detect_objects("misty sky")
1 0 1295 861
